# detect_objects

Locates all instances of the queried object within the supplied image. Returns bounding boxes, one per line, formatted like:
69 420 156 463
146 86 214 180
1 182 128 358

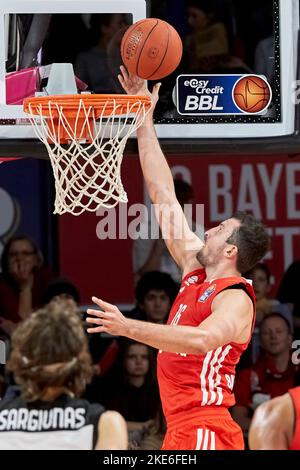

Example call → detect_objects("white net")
26 96 151 215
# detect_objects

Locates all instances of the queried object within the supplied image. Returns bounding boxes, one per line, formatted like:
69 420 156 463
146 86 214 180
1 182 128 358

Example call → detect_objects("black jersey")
0 394 105 449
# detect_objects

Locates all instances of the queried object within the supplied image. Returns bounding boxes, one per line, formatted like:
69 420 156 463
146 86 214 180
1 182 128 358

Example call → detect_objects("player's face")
249 268 270 301
141 289 171 323
196 218 240 268
260 317 292 356
125 344 150 378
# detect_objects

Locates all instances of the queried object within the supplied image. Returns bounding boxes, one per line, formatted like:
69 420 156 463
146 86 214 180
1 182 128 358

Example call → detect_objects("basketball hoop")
23 94 152 215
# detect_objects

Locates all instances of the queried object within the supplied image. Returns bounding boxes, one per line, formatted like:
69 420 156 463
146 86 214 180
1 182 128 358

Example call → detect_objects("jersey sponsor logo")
186 275 198 285
198 284 216 303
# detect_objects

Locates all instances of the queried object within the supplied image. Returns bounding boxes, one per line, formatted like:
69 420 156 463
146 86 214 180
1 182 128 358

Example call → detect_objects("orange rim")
23 94 152 118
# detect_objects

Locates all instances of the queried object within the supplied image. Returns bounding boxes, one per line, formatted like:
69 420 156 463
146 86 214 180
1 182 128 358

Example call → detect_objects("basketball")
233 75 272 114
121 18 182 80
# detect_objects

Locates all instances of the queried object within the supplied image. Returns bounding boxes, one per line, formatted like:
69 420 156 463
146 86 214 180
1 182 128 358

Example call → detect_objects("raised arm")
118 67 203 275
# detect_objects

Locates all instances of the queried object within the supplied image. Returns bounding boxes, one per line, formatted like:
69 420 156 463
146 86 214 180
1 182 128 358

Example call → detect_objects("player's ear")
224 244 238 258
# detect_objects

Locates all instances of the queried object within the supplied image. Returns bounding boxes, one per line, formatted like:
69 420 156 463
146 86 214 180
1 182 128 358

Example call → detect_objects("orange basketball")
233 75 272 113
121 18 182 80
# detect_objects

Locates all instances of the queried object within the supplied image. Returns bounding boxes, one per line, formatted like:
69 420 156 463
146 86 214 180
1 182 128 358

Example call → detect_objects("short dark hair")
43 278 80 304
135 271 179 305
89 13 124 43
7 301 92 401
244 262 271 283
226 212 270 273
187 0 216 16
260 313 292 335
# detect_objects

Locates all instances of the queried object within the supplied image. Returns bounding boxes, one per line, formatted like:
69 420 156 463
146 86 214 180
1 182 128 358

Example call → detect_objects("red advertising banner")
59 154 300 305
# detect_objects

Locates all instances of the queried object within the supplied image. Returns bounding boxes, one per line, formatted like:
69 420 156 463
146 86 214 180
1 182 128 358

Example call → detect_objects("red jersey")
234 355 298 411
157 268 255 427
289 387 300 450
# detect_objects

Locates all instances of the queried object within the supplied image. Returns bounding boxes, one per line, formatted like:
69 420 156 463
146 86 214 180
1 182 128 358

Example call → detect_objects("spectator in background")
254 36 274 82
232 313 299 438
85 272 177 405
243 263 292 364
185 0 249 74
43 277 80 306
245 263 291 325
277 260 300 337
0 236 53 337
106 339 160 449
132 271 178 324
139 402 167 450
133 179 203 284
75 14 127 94
0 300 127 450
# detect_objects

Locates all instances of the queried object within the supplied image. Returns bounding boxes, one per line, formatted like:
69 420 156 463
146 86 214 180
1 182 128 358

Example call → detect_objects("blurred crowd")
26 0 275 118
0 0 286 449
1 209 299 448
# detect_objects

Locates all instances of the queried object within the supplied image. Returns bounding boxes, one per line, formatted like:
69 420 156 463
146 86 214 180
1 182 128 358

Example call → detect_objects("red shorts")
162 409 244 450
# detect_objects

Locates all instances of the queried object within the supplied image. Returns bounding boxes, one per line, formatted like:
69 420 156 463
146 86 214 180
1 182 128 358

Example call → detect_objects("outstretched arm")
249 394 293 450
118 67 203 276
87 290 253 353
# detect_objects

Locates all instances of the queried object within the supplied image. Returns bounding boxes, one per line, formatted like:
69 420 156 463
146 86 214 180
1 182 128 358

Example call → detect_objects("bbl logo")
176 74 272 115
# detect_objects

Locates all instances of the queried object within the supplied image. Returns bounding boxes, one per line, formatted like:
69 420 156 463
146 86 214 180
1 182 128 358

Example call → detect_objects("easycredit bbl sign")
176 74 272 115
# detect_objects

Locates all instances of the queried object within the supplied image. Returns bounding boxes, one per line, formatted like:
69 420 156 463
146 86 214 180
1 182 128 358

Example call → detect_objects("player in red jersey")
86 68 270 450
249 386 300 449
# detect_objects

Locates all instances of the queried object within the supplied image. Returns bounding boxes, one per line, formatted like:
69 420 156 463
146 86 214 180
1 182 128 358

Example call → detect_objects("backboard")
0 0 299 157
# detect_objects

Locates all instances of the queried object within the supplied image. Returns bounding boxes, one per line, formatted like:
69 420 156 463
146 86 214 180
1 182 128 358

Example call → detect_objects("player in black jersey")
0 300 127 450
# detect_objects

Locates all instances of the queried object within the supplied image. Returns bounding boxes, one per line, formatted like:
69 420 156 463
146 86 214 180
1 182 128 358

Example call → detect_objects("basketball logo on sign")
233 75 272 114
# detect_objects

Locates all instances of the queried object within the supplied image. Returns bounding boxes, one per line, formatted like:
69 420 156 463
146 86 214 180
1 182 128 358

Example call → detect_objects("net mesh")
26 96 151 215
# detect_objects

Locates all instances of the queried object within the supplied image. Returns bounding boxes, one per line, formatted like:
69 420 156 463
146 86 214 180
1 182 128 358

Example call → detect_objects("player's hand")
9 258 34 288
118 65 160 110
86 297 129 336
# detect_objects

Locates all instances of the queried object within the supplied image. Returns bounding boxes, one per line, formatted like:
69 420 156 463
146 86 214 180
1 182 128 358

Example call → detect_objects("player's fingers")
86 311 112 324
120 65 129 81
118 74 129 93
86 317 107 325
87 326 107 334
86 308 103 317
153 82 161 99
92 297 118 311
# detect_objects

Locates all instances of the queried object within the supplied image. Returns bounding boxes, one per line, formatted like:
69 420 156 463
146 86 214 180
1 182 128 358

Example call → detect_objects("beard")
196 246 209 267
197 244 223 268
